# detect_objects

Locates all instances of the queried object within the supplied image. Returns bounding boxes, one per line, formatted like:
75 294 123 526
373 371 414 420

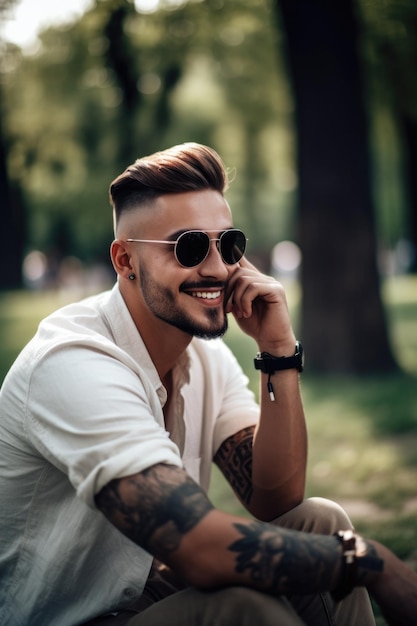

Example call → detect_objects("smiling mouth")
190 290 222 300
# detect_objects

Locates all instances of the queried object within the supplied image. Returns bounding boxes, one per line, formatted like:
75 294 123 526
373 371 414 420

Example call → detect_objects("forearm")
225 260 307 516
176 509 343 594
359 540 417 626
251 367 307 519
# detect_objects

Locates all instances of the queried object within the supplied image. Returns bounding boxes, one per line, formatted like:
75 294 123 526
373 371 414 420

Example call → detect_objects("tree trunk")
0 90 24 290
104 3 142 166
275 0 397 373
400 114 417 273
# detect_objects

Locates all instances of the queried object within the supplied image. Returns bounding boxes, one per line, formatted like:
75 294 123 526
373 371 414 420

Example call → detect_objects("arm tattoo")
357 540 384 583
95 464 213 558
228 521 340 595
214 427 254 506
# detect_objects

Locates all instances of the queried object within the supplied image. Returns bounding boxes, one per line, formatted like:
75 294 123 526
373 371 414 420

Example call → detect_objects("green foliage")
1 0 296 265
358 0 417 247
359 0 417 116
2 0 417 266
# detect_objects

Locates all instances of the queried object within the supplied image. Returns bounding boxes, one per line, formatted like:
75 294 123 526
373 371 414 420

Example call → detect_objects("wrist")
331 531 384 602
254 341 304 375
256 335 297 355
254 341 303 402
356 539 386 588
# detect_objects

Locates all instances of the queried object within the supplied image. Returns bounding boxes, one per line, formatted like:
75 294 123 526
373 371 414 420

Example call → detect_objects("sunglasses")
126 229 247 268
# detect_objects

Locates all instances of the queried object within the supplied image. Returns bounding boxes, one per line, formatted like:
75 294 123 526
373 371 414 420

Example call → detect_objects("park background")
1 1 417 623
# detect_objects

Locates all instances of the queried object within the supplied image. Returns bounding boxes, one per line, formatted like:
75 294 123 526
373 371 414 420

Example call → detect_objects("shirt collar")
102 284 191 402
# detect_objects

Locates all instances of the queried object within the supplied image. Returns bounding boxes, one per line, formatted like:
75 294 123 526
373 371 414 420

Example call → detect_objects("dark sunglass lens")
220 230 246 264
176 231 210 267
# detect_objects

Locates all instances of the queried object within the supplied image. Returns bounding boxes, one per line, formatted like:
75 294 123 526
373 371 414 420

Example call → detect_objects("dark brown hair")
110 142 229 223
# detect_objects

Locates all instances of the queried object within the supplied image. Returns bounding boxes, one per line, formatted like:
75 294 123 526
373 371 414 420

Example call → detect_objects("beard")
139 266 228 339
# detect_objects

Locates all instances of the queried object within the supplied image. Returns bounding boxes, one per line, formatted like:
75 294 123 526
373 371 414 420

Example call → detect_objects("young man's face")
126 189 240 339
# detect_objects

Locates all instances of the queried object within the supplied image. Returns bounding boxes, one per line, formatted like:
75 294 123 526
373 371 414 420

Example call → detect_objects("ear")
110 239 136 281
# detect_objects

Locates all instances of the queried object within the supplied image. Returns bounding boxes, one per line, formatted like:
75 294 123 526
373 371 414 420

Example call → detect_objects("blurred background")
1 0 416 373
0 2 416 622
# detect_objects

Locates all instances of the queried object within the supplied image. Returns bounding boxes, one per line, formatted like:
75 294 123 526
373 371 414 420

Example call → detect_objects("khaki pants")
85 497 376 626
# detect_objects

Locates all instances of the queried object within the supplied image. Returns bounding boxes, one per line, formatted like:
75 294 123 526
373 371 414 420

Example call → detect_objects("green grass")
0 290 75 379
1 276 416 624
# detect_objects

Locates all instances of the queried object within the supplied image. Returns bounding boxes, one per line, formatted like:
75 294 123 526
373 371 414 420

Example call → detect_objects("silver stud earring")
128 273 136 281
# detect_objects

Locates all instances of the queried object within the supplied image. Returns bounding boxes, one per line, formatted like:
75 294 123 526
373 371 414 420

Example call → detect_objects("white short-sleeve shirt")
0 284 259 625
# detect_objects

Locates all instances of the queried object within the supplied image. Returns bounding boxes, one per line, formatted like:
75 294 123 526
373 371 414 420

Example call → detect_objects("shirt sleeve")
26 342 183 509
191 339 260 457
213 343 259 453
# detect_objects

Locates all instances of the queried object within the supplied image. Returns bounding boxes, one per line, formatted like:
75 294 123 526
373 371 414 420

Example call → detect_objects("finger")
230 281 267 319
236 255 258 271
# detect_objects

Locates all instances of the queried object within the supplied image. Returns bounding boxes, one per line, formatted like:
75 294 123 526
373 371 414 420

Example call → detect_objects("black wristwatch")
254 341 304 374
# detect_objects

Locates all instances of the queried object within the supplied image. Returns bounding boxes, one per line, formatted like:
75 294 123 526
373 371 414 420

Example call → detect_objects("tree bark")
400 114 417 273
275 0 397 373
104 3 142 166
0 89 24 290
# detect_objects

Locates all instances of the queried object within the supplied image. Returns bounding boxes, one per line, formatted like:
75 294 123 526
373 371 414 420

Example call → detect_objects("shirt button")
124 588 136 598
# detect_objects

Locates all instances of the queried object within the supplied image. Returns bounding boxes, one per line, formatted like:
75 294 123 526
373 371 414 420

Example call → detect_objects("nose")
198 239 229 279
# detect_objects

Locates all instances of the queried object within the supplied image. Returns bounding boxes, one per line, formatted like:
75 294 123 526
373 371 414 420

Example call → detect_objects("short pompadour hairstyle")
110 142 229 224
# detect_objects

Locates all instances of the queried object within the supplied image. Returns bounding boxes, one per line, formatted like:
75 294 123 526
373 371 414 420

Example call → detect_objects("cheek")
139 249 204 292
139 256 185 291
139 251 169 279
139 249 165 267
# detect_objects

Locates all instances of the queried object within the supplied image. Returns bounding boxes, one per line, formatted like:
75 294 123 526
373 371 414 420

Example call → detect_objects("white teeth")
191 291 221 300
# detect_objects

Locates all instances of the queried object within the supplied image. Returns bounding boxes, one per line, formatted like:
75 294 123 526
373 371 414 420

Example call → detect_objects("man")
0 142 416 626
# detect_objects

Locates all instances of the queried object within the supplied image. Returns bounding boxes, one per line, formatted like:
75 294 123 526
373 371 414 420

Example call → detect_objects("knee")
274 497 354 534
301 497 353 533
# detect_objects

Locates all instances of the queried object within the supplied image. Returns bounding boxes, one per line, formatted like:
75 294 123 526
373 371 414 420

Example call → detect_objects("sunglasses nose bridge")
213 237 222 255
204 236 223 263
195 236 227 273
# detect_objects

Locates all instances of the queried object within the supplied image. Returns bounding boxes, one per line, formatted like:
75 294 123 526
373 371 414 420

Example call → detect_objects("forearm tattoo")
95 464 213 557
214 426 254 505
228 521 340 595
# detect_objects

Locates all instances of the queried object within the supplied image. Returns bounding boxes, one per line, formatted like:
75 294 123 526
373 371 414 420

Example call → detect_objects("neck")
146 324 191 380
121 283 192 380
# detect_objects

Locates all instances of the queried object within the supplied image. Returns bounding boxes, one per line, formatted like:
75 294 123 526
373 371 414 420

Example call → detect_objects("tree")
275 0 397 373
103 2 142 165
0 88 24 289
359 0 417 273
1 0 291 270
0 0 25 289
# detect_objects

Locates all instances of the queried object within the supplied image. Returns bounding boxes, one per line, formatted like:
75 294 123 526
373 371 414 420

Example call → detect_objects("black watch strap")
254 341 304 374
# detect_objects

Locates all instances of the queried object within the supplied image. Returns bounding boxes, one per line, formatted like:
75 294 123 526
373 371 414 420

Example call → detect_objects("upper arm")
95 463 214 565
214 426 255 509
28 346 182 507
